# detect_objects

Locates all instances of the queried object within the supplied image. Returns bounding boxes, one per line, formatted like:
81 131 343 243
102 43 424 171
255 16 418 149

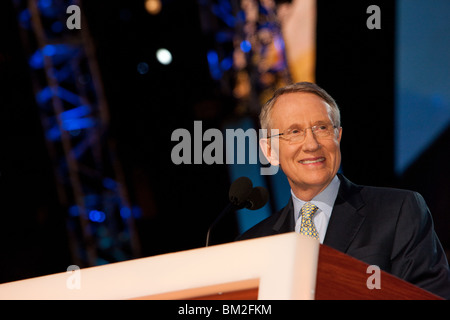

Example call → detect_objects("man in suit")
237 82 450 299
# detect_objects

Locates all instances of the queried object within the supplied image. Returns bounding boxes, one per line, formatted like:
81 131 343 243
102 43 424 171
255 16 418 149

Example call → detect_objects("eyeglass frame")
266 123 339 143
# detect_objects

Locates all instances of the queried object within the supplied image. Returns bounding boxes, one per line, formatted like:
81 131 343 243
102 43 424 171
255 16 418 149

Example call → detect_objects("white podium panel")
0 232 319 300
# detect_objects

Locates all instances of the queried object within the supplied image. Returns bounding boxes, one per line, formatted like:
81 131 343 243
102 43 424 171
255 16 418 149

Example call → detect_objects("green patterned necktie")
299 202 320 240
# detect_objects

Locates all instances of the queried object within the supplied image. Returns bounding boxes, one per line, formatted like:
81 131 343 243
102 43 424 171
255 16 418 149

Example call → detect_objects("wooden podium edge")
131 278 259 300
315 245 443 300
132 243 443 300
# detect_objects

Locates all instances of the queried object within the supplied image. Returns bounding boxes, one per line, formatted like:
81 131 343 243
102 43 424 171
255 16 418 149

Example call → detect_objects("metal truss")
13 0 141 267
198 0 292 116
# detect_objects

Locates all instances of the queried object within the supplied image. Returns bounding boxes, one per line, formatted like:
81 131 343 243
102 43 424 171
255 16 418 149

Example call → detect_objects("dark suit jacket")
237 174 450 299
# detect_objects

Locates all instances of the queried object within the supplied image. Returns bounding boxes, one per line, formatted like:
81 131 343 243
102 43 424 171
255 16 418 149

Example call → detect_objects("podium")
0 232 441 299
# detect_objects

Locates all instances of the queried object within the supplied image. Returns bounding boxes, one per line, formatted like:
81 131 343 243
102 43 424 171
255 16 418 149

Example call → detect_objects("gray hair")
259 82 341 131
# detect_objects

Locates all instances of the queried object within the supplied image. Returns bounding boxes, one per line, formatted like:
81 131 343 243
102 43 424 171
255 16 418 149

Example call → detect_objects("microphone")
205 177 269 247
229 176 254 208
245 186 269 210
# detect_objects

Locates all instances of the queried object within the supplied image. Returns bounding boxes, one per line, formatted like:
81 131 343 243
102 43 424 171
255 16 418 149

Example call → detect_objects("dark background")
0 0 449 283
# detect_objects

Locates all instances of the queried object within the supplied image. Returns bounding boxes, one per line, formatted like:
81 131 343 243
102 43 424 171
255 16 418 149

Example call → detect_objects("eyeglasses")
268 123 338 143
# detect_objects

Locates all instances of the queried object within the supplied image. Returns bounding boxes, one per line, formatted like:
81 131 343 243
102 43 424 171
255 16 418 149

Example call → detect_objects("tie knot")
301 202 318 219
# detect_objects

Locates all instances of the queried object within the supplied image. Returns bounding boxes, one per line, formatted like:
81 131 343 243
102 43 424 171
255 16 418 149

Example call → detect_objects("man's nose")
302 128 320 151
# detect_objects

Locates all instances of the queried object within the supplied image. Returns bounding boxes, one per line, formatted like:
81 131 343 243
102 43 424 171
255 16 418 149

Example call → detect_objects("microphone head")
245 186 269 210
229 176 253 206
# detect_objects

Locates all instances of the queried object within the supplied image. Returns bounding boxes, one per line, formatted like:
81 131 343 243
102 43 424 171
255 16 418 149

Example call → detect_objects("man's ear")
259 138 280 166
337 126 342 143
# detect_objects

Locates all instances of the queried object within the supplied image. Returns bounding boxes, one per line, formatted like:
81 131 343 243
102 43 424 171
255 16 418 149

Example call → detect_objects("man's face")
264 92 342 199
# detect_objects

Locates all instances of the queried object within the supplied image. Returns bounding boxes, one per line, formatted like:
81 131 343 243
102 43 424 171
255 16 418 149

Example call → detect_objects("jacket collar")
273 197 295 234
323 174 366 252
271 174 366 253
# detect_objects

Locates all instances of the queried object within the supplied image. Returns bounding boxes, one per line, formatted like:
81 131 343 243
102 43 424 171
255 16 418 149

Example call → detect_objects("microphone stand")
205 202 240 247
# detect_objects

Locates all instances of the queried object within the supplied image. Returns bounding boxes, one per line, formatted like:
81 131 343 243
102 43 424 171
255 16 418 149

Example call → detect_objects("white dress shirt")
292 175 341 244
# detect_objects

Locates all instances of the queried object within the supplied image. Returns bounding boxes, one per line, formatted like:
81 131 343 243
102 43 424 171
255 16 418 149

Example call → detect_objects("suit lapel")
272 198 295 234
268 175 366 252
323 174 366 253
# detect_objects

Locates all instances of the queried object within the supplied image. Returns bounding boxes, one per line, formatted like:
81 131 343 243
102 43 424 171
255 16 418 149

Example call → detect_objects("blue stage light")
207 50 222 80
46 126 60 141
36 86 53 104
60 105 90 120
103 177 117 190
220 56 233 71
36 86 82 106
207 50 218 65
120 207 131 219
240 40 251 53
69 205 79 217
89 210 106 223
18 9 31 29
137 62 149 74
212 0 236 27
29 45 77 69
39 0 52 9
58 87 81 105
42 44 56 56
53 64 72 82
37 0 58 18
62 118 95 131
29 50 44 69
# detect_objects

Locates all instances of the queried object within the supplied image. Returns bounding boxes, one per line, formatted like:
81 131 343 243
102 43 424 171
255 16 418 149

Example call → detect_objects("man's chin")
289 175 334 192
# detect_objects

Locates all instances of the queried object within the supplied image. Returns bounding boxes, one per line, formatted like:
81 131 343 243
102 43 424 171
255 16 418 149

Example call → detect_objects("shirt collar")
291 175 341 220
